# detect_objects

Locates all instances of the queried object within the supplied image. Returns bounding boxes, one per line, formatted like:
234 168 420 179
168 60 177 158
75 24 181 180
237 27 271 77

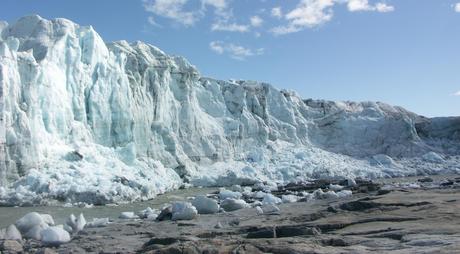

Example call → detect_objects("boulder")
5 225 22 240
0 240 23 253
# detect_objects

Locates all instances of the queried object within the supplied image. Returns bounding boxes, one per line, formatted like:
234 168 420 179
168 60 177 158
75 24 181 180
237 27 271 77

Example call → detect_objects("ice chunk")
281 194 299 203
66 214 77 230
313 189 339 200
65 213 86 233
262 193 282 205
137 207 158 219
261 204 281 215
218 189 242 200
371 154 401 167
336 190 352 198
40 214 55 226
328 184 344 191
230 185 243 192
191 195 220 214
171 202 198 220
40 226 71 246
24 224 48 240
346 178 357 187
86 218 110 228
15 212 46 233
119 212 139 220
220 198 249 211
422 152 445 163
75 214 86 232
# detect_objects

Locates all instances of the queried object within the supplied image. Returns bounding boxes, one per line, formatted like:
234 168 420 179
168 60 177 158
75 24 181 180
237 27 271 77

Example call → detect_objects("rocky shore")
1 175 460 253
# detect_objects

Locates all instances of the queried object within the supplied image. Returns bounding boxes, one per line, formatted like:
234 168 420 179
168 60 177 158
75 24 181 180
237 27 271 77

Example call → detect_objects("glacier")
0 15 459 206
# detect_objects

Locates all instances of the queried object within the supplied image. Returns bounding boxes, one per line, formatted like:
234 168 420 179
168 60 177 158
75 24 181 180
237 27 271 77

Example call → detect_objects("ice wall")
0 15 458 205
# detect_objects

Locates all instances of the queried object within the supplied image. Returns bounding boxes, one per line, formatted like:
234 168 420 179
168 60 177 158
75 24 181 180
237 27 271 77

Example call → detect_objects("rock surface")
25 175 459 253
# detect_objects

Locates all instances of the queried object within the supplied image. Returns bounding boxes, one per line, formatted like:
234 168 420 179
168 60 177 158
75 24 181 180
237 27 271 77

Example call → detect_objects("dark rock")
340 200 381 211
440 180 454 186
246 227 276 239
418 177 434 183
321 237 351 247
377 189 392 195
228 218 240 226
276 226 320 237
156 206 173 221
143 237 179 246
327 206 339 213
246 226 320 239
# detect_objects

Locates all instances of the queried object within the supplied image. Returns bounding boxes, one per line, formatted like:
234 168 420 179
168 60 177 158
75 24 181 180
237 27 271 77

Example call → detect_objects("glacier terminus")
0 15 459 206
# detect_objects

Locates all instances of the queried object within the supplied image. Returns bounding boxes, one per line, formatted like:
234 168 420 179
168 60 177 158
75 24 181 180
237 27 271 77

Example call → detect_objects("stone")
1 240 23 253
5 225 22 240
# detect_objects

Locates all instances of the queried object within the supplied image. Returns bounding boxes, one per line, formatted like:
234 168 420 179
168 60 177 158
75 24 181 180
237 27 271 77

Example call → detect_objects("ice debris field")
0 15 459 206
0 180 357 246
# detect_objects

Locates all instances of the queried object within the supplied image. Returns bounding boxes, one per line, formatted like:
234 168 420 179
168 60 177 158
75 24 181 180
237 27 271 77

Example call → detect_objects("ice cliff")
0 16 459 205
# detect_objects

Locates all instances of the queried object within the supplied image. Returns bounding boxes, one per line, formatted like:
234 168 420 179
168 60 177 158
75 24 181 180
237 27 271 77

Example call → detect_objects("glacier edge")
0 15 458 206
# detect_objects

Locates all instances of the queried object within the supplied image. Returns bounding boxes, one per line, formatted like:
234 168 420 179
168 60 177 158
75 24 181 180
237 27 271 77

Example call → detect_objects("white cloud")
271 0 335 35
143 0 200 26
209 41 264 60
147 16 161 27
271 0 394 35
347 0 394 13
250 15 263 27
143 0 395 35
375 3 394 13
201 0 228 10
143 0 232 27
209 41 225 54
455 3 460 13
347 0 372 11
453 90 460 96
271 7 283 18
211 22 250 32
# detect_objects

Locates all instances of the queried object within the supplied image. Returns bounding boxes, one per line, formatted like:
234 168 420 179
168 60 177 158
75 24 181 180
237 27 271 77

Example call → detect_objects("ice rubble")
0 15 459 205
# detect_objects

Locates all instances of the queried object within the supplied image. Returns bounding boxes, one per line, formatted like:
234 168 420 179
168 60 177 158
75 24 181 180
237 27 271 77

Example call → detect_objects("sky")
1 0 460 117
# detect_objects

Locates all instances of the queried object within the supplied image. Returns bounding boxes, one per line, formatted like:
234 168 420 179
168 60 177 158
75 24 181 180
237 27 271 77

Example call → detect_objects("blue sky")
1 0 460 117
